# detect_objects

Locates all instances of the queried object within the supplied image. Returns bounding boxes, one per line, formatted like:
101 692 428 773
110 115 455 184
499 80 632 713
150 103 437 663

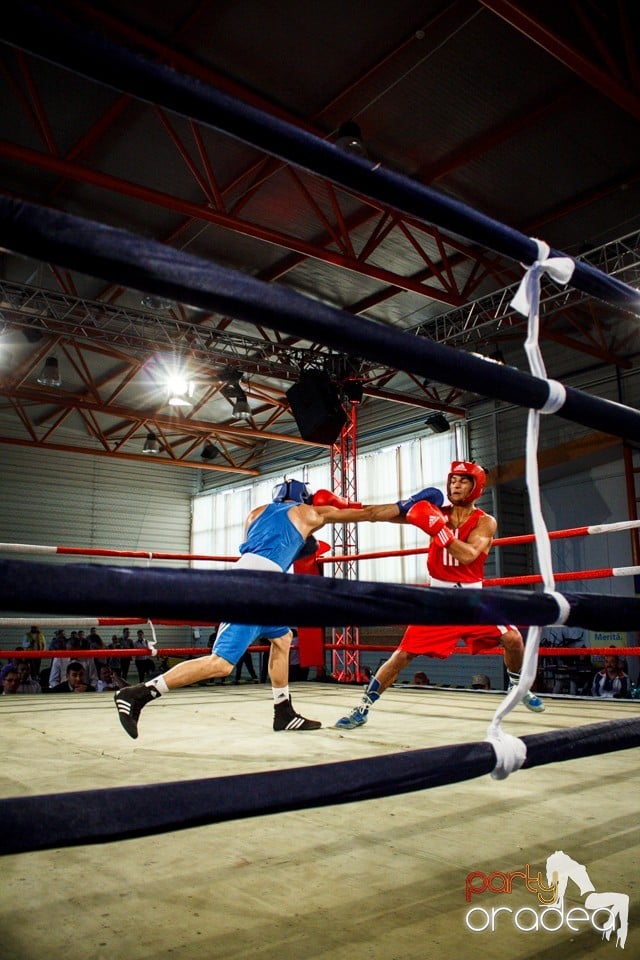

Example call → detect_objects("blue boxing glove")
397 487 444 516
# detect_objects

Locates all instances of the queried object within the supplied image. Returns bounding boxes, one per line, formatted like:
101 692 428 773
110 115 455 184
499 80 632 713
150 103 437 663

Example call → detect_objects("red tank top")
427 507 488 583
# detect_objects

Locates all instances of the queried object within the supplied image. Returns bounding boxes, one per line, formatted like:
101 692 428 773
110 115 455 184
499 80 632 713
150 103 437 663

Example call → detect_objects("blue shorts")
212 622 290 665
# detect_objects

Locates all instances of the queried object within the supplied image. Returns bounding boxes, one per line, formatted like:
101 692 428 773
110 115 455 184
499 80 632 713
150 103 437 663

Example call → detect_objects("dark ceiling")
0 0 639 481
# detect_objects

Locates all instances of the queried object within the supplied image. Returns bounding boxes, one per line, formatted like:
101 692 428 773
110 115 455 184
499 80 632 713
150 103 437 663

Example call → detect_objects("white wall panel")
0 446 199 654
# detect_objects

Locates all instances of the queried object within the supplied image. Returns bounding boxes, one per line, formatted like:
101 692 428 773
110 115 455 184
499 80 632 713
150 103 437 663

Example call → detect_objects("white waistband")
236 553 283 573
429 576 482 590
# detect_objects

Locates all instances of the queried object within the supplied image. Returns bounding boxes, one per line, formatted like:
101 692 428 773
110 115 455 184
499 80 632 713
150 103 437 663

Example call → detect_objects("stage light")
343 380 364 404
36 355 62 387
201 442 220 460
425 413 450 434
335 120 367 157
142 431 161 454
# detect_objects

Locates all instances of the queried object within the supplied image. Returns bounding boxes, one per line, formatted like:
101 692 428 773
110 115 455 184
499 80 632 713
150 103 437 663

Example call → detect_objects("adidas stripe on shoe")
273 697 321 731
114 684 158 739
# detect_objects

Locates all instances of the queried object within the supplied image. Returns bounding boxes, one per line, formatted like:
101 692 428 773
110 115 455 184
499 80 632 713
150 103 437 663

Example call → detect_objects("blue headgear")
272 478 313 504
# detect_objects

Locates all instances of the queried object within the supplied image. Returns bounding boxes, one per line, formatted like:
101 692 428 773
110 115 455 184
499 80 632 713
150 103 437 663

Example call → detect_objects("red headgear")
447 461 486 505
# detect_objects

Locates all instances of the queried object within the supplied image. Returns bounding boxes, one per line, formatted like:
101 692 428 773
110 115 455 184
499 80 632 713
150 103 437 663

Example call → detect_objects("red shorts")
400 623 514 659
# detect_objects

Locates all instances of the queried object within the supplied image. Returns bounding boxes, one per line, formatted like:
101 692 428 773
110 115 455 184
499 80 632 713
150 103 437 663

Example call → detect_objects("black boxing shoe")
273 697 321 731
114 684 159 739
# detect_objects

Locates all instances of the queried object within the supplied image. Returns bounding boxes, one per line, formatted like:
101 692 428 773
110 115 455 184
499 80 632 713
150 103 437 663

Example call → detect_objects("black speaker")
286 370 348 445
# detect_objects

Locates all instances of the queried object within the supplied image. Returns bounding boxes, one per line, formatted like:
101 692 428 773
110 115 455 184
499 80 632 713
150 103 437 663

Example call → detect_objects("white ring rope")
488 239 576 760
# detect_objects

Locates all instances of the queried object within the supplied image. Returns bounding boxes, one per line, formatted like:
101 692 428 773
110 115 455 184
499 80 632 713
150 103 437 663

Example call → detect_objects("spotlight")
142 431 161 454
232 396 252 422
37 355 62 387
201 442 220 460
167 374 193 407
425 413 450 434
141 295 173 311
335 120 367 157
343 380 364 404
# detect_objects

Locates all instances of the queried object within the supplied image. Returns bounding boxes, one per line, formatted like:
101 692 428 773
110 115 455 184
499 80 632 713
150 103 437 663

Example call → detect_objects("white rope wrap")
549 590 572 626
510 239 575 324
541 378 567 414
487 236 573 745
485 728 527 780
146 620 159 656
510 237 574 416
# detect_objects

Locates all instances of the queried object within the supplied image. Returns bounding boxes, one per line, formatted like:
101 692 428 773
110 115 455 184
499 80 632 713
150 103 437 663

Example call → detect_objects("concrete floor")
0 683 638 960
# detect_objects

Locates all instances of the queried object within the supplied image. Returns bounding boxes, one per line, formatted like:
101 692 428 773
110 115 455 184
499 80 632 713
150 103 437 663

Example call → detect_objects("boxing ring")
0 8 639 957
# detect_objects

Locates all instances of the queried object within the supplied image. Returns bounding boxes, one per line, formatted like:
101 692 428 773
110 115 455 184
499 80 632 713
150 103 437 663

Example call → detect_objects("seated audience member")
1 668 20 695
48 652 98 690
96 664 128 692
49 661 96 693
591 654 631 699
412 671 430 686
471 674 491 690
16 661 42 694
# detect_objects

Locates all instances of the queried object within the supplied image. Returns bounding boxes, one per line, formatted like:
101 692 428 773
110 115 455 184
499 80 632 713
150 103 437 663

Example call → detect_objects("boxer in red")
335 460 545 729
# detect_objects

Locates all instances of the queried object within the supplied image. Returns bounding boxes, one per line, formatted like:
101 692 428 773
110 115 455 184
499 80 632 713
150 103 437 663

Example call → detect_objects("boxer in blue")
115 477 443 738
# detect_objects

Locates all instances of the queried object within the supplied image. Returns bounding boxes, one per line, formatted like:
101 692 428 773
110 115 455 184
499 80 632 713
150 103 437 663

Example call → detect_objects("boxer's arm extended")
312 488 443 524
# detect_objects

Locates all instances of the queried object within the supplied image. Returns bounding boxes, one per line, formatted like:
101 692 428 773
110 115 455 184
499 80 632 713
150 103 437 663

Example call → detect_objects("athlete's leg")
498 627 523 673
264 630 321 731
499 627 546 713
335 647 417 729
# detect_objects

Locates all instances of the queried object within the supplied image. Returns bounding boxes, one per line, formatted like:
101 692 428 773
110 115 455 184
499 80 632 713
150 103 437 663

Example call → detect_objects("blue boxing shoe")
521 690 545 713
335 677 381 729
507 673 545 713
335 705 369 729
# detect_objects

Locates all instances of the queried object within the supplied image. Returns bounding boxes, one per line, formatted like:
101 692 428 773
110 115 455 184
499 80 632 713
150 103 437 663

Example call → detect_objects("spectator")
49 661 96 693
49 629 67 650
48 652 98 690
591 655 631 699
119 628 132 682
1 668 20 695
471 674 491 690
412 671 429 686
87 630 107 674
133 629 155 683
96 664 127 692
88 627 103 647
234 649 259 684
16 661 42 694
23 625 45 678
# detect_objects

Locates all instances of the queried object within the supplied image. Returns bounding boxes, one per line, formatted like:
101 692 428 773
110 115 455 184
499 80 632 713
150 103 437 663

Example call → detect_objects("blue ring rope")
2 3 639 319
1 198 640 443
1 718 638 854
2 558 640 631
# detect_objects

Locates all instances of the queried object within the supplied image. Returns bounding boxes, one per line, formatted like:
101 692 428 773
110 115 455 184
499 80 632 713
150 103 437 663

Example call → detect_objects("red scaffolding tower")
330 401 361 681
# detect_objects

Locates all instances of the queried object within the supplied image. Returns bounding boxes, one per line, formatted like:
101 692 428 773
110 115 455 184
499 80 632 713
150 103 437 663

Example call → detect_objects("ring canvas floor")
1 684 638 960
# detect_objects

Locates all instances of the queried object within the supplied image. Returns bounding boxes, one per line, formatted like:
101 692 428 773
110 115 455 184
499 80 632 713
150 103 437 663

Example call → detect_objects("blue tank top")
239 502 305 571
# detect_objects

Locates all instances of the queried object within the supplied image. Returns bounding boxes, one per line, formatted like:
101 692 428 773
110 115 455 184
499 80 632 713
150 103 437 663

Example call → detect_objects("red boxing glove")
406 500 453 545
312 489 362 509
